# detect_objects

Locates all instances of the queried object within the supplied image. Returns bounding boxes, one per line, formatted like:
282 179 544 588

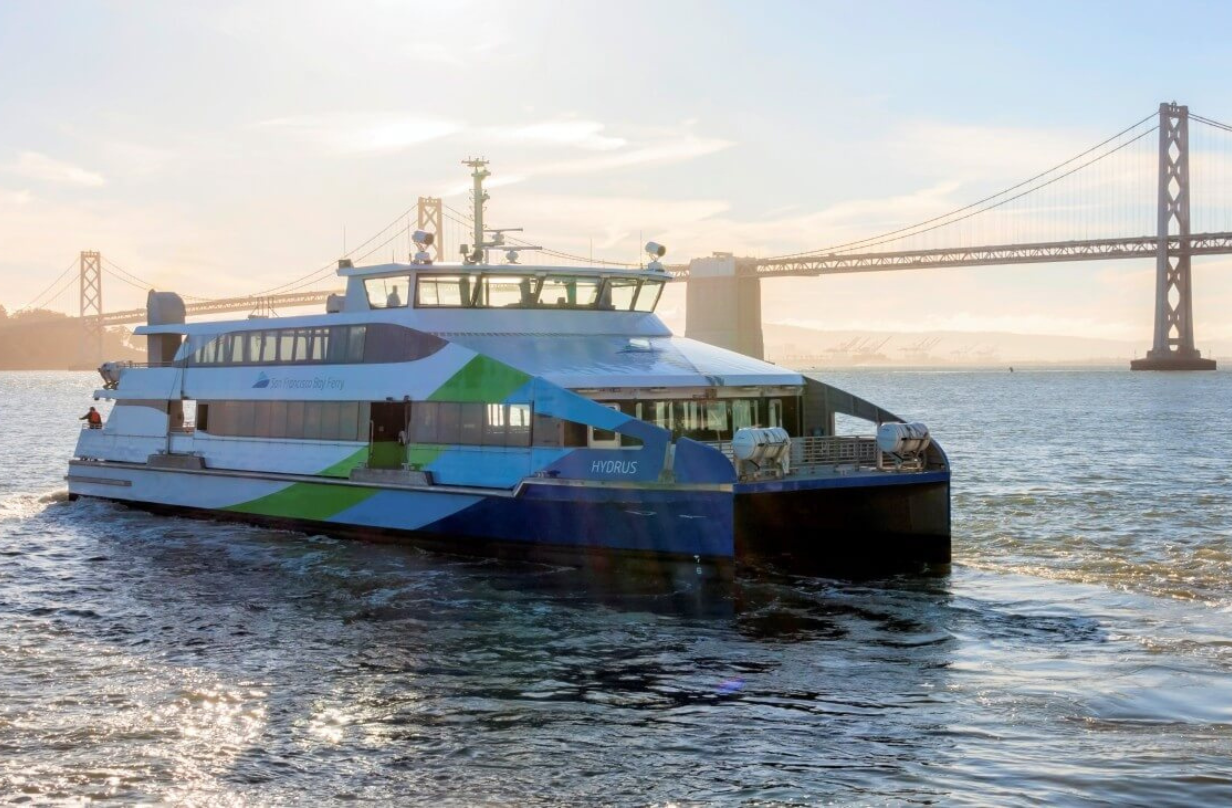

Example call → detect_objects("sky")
3 0 1232 349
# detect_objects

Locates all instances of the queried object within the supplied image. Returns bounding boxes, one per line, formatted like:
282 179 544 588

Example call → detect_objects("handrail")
701 434 906 475
791 435 880 467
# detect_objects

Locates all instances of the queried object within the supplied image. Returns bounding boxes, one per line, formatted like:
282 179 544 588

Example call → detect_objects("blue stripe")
424 488 735 558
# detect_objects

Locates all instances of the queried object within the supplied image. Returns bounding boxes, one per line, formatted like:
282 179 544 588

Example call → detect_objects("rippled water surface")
3 369 1231 806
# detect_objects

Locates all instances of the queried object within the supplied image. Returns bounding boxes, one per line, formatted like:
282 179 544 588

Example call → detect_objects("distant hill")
0 307 145 370
763 322 1230 366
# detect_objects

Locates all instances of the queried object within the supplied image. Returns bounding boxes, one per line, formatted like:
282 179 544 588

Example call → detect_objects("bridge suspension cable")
765 110 1166 261
250 198 427 297
13 258 78 313
442 203 637 268
1192 113 1232 133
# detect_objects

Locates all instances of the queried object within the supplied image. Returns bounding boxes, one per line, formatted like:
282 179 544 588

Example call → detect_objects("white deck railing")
701 435 888 477
790 435 881 467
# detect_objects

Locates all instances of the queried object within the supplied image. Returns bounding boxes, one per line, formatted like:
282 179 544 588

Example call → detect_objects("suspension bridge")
10 101 1232 370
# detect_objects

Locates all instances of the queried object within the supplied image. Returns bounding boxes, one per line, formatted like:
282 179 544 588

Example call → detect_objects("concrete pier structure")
683 254 764 360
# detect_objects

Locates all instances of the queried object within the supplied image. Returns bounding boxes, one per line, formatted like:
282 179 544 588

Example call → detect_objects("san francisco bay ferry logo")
252 371 271 389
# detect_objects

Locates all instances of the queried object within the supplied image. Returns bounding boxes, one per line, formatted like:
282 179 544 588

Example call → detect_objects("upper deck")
129 259 802 393
337 260 671 316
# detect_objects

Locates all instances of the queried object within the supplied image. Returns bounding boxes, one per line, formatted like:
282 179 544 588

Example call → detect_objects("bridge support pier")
684 254 764 359
74 250 103 370
417 197 443 262
1132 103 1216 371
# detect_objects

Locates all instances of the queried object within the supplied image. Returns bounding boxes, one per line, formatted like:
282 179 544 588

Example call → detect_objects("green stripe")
428 355 531 403
225 481 376 521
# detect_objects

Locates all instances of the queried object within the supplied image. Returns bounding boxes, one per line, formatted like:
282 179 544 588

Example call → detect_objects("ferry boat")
66 160 950 571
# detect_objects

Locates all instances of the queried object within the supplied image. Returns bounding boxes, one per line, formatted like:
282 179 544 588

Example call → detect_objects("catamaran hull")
66 461 950 570
735 473 951 566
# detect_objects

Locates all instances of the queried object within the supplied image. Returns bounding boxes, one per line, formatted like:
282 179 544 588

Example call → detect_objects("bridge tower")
76 250 103 369
417 196 443 263
1131 103 1216 370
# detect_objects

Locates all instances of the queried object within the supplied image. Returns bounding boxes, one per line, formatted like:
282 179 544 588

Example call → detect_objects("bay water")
2 369 1230 806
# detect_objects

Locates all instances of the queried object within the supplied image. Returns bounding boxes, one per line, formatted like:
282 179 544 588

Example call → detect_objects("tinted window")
236 400 256 436
508 404 531 447
437 402 461 444
459 403 483 445
309 329 328 362
303 402 322 440
411 402 438 443
253 401 272 436
347 326 366 362
362 323 447 364
483 403 507 446
269 401 288 439
337 401 359 441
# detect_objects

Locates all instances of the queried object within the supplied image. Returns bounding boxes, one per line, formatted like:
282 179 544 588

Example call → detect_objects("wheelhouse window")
601 278 640 311
633 279 665 312
476 275 537 308
406 272 667 313
365 275 410 309
538 276 601 308
416 274 471 307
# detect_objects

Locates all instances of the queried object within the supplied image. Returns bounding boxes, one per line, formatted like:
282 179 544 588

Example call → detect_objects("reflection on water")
2 370 1232 805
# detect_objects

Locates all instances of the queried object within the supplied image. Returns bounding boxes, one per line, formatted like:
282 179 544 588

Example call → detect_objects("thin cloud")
8 152 105 187
492 120 627 151
255 114 461 154
0 189 32 206
526 133 734 177
439 122 734 194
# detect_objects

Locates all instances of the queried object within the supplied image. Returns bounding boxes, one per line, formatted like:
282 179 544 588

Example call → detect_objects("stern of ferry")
723 377 951 571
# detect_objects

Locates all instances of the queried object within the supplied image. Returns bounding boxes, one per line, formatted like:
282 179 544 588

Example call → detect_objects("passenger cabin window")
189 323 443 367
405 401 532 447
416 274 471 307
598 396 799 442
199 400 368 441
365 275 410 309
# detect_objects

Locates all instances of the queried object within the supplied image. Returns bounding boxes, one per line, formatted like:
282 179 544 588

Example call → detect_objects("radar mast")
460 158 538 264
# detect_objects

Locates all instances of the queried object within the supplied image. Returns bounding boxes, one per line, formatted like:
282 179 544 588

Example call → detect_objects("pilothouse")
66 159 951 571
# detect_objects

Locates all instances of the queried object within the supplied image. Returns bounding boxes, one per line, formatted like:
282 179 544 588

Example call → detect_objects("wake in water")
0 488 72 521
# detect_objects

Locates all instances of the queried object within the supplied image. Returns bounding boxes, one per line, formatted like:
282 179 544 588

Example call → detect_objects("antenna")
459 159 541 264
463 157 490 264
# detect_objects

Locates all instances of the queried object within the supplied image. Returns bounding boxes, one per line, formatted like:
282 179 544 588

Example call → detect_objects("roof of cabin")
439 332 801 388
338 261 672 281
